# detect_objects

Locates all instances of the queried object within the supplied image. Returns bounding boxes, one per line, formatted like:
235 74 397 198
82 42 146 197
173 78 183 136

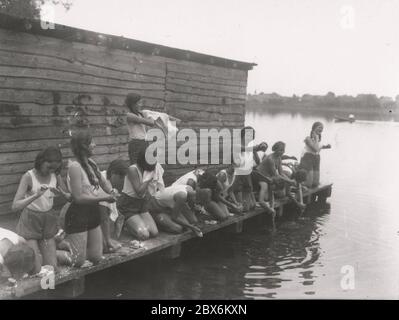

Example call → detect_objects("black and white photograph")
0 0 398 303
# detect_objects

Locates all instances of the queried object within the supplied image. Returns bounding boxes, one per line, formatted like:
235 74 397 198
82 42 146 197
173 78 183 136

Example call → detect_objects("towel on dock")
142 109 178 138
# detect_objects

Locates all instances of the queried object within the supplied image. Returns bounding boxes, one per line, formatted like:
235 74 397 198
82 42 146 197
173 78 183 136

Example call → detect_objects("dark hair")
292 169 307 183
106 159 128 180
311 122 323 141
125 92 142 114
34 146 63 174
240 126 255 141
272 141 285 152
4 244 35 279
198 170 217 190
70 132 102 187
136 149 156 172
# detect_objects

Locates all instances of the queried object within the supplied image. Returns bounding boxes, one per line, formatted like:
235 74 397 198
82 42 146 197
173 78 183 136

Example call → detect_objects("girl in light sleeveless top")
12 147 70 274
125 93 158 165
117 150 159 241
64 132 117 267
125 92 181 165
299 122 331 188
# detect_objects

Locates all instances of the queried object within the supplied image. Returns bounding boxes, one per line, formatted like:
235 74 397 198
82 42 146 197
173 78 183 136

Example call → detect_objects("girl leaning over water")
64 132 117 267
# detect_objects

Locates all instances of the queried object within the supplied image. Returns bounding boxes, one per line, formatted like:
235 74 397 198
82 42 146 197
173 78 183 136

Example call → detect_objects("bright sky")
46 0 399 98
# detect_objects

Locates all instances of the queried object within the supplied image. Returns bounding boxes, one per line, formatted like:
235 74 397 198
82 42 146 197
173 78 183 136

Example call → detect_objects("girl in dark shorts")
12 146 71 273
299 122 331 188
64 132 117 267
117 150 159 241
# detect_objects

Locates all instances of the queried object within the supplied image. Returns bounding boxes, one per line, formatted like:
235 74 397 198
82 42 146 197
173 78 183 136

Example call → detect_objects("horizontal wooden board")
165 82 246 101
166 61 248 82
0 49 165 84
166 75 246 95
0 30 167 78
0 76 165 98
0 134 128 153
0 66 164 93
166 70 246 88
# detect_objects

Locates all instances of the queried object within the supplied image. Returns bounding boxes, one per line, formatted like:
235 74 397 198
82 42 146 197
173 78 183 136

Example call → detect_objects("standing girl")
64 132 117 267
299 122 331 188
12 146 70 273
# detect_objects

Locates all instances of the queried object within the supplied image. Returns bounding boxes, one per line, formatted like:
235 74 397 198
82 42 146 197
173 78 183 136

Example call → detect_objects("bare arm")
11 173 45 212
68 165 113 204
126 112 155 127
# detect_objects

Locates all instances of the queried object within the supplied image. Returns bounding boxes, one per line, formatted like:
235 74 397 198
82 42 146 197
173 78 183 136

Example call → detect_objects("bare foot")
114 215 125 239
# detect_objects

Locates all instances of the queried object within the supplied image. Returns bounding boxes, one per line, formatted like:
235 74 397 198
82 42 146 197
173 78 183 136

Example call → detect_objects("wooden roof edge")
0 12 257 71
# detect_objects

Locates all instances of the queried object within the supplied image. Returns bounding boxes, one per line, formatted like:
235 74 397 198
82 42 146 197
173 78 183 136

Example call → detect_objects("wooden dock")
0 183 332 299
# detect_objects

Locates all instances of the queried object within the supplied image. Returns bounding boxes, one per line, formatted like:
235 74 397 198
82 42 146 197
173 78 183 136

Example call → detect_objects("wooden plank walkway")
0 183 332 299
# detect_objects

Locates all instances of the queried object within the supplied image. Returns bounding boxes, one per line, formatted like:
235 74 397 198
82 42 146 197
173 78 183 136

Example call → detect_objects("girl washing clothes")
64 132 118 267
299 122 331 188
12 146 71 273
125 92 180 165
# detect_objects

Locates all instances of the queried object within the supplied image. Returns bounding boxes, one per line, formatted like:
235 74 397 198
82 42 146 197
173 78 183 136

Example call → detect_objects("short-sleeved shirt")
257 154 281 178
154 185 190 209
0 227 19 246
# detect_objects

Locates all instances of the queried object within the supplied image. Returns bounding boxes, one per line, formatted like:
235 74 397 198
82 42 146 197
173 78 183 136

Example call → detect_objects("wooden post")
54 277 85 298
163 243 182 259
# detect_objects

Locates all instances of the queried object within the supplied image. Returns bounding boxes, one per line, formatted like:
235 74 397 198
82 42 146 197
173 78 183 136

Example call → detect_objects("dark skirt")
16 207 59 240
299 153 320 172
117 193 147 220
64 202 101 234
232 174 253 193
128 139 149 165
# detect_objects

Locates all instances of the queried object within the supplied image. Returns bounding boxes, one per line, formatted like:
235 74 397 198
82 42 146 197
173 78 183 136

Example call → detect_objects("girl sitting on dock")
299 122 331 188
98 159 129 253
216 157 242 213
12 146 71 274
256 142 306 214
148 185 211 237
64 132 118 267
117 150 159 241
198 169 242 221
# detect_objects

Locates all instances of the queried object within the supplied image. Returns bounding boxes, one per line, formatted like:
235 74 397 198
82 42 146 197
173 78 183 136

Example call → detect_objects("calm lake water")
81 110 399 299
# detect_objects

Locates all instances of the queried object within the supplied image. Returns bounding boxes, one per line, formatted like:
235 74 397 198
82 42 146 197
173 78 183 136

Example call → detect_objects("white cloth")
154 184 190 209
142 163 165 196
172 169 204 186
142 109 178 137
98 171 119 222
234 145 256 176
26 169 57 212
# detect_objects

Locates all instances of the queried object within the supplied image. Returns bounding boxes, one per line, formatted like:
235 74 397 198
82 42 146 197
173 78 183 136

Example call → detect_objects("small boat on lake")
334 114 355 123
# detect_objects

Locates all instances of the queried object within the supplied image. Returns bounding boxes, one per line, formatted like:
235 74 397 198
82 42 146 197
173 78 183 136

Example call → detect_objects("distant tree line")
247 92 399 112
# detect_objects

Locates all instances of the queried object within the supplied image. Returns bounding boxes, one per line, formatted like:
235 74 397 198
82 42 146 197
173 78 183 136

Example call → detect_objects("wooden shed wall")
0 28 248 215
